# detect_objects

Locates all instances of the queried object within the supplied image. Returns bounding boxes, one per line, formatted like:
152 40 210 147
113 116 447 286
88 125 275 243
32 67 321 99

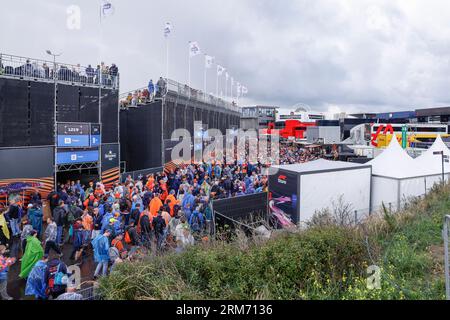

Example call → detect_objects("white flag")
225 72 229 81
231 77 234 87
189 41 201 57
164 22 172 38
100 1 115 19
241 86 248 95
217 65 225 76
205 55 214 68
237 82 242 96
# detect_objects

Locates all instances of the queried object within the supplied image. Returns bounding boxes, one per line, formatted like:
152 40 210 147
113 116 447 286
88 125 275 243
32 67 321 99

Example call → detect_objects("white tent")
369 137 442 212
415 135 450 175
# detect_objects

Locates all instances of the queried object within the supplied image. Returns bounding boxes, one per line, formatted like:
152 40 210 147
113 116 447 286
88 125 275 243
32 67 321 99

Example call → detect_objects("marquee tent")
415 135 450 175
369 137 442 212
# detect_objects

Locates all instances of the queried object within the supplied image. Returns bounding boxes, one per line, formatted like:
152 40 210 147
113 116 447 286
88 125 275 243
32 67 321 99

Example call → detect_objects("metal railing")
166 79 241 114
0 52 119 90
444 215 450 300
120 79 241 114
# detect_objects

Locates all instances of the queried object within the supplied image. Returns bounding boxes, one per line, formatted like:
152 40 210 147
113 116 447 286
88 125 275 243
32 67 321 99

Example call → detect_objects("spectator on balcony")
109 63 119 88
141 88 150 102
95 65 101 84
43 63 50 79
86 64 95 83
156 77 166 97
24 59 33 77
148 80 155 98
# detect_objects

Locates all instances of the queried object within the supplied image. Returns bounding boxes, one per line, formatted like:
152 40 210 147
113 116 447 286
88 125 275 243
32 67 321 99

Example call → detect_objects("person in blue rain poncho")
181 190 195 220
25 255 48 300
92 229 111 278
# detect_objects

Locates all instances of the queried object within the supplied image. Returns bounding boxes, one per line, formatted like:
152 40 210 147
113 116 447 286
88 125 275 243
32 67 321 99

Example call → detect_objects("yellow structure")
376 133 450 148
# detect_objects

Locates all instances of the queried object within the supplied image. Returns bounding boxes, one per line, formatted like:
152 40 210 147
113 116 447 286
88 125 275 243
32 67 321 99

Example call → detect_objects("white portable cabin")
271 159 372 224
369 137 443 212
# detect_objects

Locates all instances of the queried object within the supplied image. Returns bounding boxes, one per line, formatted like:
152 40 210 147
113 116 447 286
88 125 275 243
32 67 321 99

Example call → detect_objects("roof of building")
273 159 369 174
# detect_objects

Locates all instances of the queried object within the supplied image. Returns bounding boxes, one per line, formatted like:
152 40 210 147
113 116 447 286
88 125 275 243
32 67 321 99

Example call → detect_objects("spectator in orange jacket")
149 194 163 218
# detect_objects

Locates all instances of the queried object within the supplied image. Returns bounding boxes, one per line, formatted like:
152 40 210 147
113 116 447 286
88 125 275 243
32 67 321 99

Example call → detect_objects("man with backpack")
45 257 68 299
53 200 67 246
27 203 43 239
152 211 166 251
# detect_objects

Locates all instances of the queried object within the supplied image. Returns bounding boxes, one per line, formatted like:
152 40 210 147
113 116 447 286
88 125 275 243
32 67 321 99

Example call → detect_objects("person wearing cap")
92 229 111 279
25 254 48 300
27 203 43 239
104 218 117 241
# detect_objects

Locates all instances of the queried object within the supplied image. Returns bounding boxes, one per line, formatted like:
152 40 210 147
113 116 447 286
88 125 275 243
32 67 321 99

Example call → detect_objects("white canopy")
415 135 450 174
368 136 430 179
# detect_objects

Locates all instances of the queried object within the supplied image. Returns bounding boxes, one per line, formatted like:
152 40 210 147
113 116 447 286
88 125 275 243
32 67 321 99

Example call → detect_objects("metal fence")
0 52 118 89
444 215 450 300
166 79 241 114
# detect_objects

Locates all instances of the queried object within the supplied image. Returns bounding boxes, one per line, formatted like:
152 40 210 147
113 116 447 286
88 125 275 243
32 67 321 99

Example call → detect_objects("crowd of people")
0 140 337 300
120 77 167 108
0 58 119 88
279 144 331 164
0 160 271 300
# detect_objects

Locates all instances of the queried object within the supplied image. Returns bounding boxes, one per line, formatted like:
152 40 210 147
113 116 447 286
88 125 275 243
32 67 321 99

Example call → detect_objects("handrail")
121 79 242 114
444 215 450 300
0 52 119 90
166 78 241 114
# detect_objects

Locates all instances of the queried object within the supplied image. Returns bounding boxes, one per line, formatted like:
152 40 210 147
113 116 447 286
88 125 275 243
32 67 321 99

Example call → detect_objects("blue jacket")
28 207 43 234
189 210 204 232
92 234 110 263
25 260 47 299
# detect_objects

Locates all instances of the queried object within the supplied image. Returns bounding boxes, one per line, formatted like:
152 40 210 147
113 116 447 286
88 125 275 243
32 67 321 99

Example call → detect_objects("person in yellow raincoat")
0 209 10 244
19 230 44 278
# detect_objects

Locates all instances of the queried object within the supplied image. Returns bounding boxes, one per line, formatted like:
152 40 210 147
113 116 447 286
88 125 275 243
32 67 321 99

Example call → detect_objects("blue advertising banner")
56 150 99 165
57 135 90 148
90 135 101 147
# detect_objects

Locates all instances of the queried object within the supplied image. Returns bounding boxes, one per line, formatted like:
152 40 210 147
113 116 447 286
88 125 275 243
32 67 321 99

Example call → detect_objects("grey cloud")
2 0 450 113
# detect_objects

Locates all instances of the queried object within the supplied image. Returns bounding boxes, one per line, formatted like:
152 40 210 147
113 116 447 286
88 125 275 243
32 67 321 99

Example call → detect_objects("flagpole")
225 76 228 101
204 62 207 94
166 37 169 83
216 69 219 97
188 43 191 99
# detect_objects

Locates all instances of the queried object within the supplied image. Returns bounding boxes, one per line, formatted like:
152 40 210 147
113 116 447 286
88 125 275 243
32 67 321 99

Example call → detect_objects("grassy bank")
99 185 449 300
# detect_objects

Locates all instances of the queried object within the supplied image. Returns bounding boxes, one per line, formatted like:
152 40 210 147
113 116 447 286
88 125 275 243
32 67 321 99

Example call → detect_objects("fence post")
389 203 392 213
354 210 358 225
444 215 450 300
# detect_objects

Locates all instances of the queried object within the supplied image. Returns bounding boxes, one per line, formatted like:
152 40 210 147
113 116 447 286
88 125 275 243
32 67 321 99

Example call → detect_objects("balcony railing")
166 79 241 113
120 79 241 114
0 53 119 90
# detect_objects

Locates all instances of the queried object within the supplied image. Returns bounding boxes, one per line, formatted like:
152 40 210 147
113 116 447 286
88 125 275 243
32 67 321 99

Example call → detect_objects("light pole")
46 50 62 191
433 150 449 185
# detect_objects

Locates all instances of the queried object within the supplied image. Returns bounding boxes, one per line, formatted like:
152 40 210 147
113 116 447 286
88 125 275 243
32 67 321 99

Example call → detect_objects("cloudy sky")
2 0 450 113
